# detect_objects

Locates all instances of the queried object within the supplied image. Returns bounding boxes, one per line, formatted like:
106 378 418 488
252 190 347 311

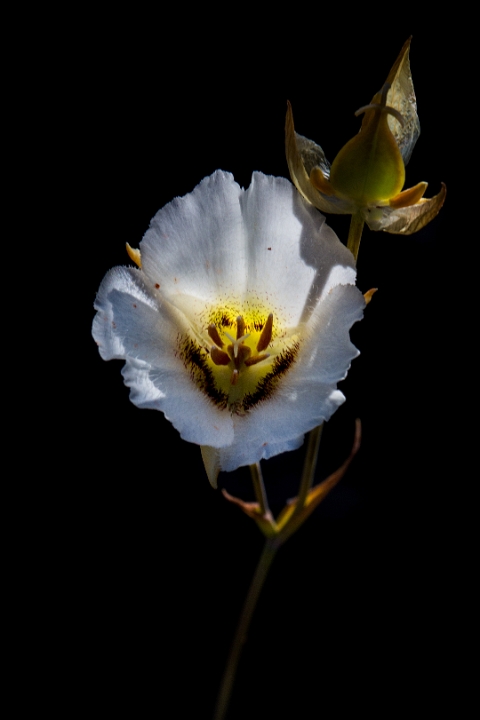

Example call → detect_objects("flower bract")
92 171 364 486
285 38 446 234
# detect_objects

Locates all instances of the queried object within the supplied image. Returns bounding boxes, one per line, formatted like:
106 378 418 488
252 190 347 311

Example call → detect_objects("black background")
32 15 468 719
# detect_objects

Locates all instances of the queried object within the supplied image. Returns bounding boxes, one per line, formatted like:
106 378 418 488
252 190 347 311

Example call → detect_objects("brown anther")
245 353 270 367
257 313 273 352
236 316 245 340
208 323 223 348
210 346 230 366
230 369 239 386
237 343 251 364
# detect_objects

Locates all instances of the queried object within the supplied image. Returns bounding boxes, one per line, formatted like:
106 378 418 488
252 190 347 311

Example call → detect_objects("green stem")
250 462 268 517
347 212 365 261
213 538 278 720
293 423 324 515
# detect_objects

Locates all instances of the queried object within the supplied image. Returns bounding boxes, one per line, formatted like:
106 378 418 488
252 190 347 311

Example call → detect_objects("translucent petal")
376 37 420 166
386 40 420 166
285 102 356 215
364 183 446 234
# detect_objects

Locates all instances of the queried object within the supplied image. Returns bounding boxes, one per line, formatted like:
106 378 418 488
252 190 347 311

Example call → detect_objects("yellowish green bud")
329 83 405 206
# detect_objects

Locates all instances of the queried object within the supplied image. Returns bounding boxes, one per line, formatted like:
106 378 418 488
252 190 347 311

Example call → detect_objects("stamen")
245 353 270 367
210 346 230 366
257 313 273 352
237 344 251 364
208 323 224 348
236 316 245 340
207 309 277 393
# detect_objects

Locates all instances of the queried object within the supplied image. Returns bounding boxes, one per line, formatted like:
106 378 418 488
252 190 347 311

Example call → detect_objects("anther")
245 353 270 367
208 323 224 348
236 316 245 340
257 313 273 352
230 369 239 386
210 346 230 366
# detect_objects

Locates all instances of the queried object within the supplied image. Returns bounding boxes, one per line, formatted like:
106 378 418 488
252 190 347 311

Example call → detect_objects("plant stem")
250 462 268 517
293 423 324 516
347 212 365 261
213 538 278 720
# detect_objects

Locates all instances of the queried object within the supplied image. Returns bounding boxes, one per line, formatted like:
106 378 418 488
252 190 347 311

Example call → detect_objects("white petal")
241 172 357 324
141 171 245 310
93 266 234 447
140 170 356 326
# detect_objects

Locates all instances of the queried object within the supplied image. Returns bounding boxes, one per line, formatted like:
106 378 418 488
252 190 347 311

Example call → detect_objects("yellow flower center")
177 307 301 415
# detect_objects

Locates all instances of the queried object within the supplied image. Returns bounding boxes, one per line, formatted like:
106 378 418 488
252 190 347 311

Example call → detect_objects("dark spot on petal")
242 342 300 411
155 283 160 289
178 335 228 410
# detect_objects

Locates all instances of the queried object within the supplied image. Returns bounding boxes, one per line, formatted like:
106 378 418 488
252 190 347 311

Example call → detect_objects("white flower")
92 171 364 486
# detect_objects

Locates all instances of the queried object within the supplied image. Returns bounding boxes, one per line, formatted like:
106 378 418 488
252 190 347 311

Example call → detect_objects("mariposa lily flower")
92 171 364 486
285 38 446 234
